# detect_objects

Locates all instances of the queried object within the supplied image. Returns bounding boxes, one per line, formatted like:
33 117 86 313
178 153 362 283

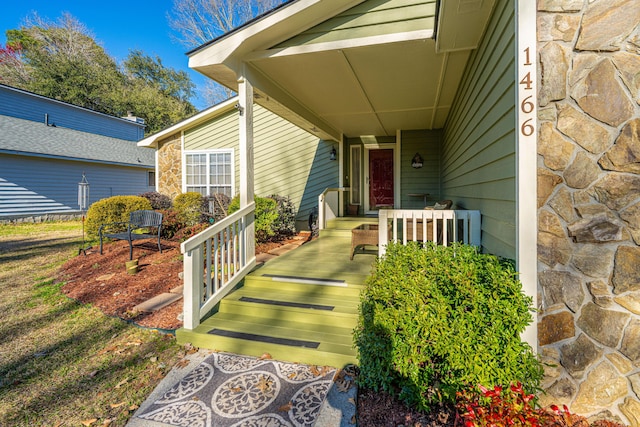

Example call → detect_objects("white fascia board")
137 98 238 148
245 29 435 61
188 0 365 68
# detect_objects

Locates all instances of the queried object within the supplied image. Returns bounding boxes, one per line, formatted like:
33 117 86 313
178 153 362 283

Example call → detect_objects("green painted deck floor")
176 218 379 368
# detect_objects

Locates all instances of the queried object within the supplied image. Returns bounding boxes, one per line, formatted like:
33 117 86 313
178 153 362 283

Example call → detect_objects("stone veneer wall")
537 0 640 424
157 133 182 199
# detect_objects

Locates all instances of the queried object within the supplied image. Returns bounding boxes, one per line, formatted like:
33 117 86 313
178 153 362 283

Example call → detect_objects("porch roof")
188 0 496 141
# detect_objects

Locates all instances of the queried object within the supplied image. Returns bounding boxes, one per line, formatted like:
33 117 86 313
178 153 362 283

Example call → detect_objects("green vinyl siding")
184 104 337 222
400 130 441 209
185 110 238 151
441 0 516 258
276 0 437 48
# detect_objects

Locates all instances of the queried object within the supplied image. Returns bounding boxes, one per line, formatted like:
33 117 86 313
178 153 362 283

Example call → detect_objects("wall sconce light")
411 153 424 168
330 147 337 161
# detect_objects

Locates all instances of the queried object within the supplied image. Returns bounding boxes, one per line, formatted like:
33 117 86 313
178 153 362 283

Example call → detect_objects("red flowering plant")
537 404 589 427
455 382 540 427
456 384 629 427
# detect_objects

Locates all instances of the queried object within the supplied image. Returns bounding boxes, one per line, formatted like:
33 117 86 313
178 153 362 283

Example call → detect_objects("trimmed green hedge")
355 242 542 411
85 195 152 239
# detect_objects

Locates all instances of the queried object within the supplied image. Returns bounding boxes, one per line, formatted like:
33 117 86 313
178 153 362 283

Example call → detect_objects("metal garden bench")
99 210 163 260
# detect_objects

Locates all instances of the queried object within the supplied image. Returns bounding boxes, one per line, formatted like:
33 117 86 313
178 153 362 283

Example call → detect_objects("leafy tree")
0 13 196 134
124 50 195 103
168 0 287 104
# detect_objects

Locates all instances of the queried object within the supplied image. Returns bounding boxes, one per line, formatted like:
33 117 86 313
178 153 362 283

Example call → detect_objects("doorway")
365 147 395 213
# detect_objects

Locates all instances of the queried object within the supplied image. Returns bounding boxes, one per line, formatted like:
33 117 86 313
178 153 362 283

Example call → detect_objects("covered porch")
178 0 538 358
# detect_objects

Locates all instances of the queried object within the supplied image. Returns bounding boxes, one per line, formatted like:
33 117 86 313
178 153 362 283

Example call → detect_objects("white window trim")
182 148 235 198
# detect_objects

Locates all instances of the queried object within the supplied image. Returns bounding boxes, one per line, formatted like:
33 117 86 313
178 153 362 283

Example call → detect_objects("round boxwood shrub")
173 192 205 227
355 242 542 411
85 195 152 239
228 195 278 243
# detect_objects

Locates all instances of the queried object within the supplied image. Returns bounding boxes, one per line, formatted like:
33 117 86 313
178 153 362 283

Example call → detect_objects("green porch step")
321 217 378 238
219 292 358 329
175 231 376 368
178 328 357 368
176 305 358 367
243 274 365 298
225 286 361 312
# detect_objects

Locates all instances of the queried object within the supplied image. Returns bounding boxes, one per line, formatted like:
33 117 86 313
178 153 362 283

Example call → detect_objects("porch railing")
378 209 481 256
318 187 348 230
180 202 256 329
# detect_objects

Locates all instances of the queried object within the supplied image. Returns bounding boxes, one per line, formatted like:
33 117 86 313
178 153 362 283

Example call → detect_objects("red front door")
369 149 394 209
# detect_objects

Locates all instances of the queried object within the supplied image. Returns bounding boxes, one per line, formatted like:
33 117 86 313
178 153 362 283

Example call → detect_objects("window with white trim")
185 150 233 197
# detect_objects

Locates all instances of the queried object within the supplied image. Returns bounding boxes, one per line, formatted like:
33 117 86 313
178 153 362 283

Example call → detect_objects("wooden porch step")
243 274 365 298
325 216 378 230
219 295 358 328
207 312 354 347
176 309 358 367
175 233 373 368
177 327 357 368
225 286 361 311
319 228 353 238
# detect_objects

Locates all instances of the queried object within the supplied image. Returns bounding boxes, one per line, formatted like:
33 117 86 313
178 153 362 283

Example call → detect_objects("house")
161 0 640 421
137 97 338 228
0 84 155 220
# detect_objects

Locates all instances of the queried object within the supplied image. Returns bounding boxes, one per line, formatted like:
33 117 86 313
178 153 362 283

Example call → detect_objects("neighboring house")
159 0 639 421
0 84 155 220
137 97 339 227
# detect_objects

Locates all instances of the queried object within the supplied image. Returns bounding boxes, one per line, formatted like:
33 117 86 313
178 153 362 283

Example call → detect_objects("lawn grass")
0 221 185 426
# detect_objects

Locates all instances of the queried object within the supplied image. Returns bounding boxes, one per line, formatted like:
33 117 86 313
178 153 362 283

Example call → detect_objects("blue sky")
0 0 209 110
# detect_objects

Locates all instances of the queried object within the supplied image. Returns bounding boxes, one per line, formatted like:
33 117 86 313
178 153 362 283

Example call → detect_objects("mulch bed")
56 235 458 426
58 239 185 330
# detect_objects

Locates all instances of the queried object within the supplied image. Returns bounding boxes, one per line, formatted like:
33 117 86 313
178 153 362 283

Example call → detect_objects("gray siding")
0 85 145 141
0 154 154 217
400 130 441 208
184 104 338 221
441 0 516 258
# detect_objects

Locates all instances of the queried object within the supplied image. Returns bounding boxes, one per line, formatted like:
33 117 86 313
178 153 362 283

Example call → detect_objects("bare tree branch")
168 0 287 49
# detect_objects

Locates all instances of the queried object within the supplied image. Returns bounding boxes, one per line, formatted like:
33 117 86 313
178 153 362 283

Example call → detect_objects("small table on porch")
408 193 430 206
350 224 379 260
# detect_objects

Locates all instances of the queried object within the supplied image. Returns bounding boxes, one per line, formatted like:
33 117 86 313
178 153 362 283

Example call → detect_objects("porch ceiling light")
330 147 337 161
412 153 424 169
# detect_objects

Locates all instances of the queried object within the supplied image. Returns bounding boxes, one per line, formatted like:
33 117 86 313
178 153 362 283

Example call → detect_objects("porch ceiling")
188 0 495 141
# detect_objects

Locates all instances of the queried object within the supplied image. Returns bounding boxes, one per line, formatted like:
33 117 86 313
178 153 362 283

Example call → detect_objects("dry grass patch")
0 221 186 426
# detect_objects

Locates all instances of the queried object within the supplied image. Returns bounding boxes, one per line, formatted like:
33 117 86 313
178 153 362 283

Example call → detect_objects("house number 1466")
519 47 535 137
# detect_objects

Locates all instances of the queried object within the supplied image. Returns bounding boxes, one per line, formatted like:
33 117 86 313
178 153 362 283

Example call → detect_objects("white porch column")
516 0 538 349
238 75 255 260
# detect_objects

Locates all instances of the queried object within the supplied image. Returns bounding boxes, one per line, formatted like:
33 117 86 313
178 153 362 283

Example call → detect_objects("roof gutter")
137 97 238 148
0 149 154 168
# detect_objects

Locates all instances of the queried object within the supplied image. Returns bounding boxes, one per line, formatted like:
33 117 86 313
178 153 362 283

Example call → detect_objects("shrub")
138 191 172 210
455 386 625 427
85 195 152 239
269 194 297 239
228 195 279 243
354 242 543 411
456 383 540 427
158 209 184 239
173 192 205 227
